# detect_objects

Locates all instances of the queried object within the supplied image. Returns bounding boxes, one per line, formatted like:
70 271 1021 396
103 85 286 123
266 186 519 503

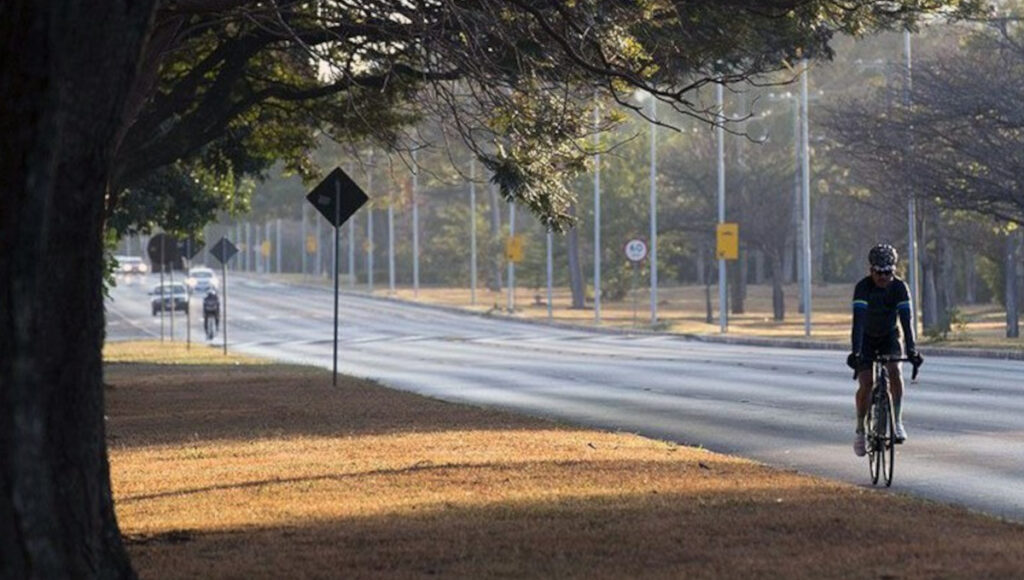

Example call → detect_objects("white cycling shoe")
853 433 867 457
894 422 907 444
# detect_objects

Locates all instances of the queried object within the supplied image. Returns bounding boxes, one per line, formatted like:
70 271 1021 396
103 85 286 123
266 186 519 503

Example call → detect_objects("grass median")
106 341 1024 578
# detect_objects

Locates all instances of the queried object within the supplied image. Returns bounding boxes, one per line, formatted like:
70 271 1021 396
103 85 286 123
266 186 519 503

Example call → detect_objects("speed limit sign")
624 238 648 262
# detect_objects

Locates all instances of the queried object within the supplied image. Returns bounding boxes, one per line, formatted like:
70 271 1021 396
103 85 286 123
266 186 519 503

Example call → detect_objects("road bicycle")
203 312 218 340
857 354 919 487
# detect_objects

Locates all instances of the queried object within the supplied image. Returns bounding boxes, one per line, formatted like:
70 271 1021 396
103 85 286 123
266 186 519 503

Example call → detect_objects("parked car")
150 283 189 315
115 255 149 274
185 266 219 294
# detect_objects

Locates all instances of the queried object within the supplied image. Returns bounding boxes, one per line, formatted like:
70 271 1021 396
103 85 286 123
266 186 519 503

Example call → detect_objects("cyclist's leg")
884 332 907 440
855 336 880 428
855 369 872 427
853 338 877 456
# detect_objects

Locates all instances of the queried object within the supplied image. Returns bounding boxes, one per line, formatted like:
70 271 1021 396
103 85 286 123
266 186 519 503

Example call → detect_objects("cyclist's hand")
908 351 923 367
846 352 861 371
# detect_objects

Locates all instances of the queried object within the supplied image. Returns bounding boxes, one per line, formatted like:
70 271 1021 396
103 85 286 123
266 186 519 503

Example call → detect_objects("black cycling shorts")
857 331 901 373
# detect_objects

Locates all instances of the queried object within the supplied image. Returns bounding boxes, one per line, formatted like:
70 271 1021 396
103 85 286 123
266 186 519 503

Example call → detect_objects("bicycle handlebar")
851 356 921 381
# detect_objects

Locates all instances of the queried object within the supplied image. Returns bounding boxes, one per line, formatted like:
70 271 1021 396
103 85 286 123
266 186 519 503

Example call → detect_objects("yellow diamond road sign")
716 222 739 260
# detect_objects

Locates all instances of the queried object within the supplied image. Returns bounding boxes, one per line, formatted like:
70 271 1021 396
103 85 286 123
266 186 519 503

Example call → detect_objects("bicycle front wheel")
881 390 896 487
867 403 880 485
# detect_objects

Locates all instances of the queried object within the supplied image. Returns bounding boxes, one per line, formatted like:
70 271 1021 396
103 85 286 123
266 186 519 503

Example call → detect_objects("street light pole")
800 59 813 337
366 166 374 292
649 93 659 325
546 230 553 321
388 173 395 295
345 162 355 287
593 100 602 323
904 29 920 334
716 83 727 333
508 201 516 311
469 157 478 306
412 149 420 298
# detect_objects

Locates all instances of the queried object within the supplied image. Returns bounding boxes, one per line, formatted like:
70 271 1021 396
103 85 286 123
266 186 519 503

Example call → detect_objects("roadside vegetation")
106 341 1024 578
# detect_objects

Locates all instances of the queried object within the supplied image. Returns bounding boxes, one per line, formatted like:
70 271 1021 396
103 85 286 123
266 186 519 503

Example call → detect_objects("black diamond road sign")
179 236 205 260
147 233 180 269
306 166 369 227
209 237 238 264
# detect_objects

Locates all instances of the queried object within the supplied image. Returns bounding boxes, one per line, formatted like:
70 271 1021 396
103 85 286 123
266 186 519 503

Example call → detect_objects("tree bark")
1 1 156 577
566 204 586 309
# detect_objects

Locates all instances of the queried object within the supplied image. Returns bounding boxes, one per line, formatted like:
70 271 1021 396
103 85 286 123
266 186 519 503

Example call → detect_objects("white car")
185 267 219 294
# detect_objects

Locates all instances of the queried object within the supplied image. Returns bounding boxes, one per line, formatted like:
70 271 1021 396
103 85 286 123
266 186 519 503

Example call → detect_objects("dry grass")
105 341 1024 578
278 274 1024 351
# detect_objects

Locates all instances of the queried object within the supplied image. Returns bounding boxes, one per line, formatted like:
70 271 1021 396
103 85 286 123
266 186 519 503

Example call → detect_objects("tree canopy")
111 0 983 236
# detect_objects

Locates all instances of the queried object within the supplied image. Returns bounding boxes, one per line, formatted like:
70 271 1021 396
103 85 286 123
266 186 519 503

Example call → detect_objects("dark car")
150 283 189 316
115 255 149 274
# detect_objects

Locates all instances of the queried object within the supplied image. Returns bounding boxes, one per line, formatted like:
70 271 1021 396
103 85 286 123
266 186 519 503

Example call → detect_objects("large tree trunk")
1 1 156 577
566 204 586 309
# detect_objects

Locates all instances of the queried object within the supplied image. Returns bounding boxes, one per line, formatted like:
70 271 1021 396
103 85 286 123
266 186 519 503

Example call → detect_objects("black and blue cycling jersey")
851 275 916 356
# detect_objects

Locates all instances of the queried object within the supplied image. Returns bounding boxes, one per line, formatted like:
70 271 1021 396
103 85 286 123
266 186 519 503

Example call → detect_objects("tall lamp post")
800 59 813 337
593 100 602 323
649 92 659 325
716 82 727 333
469 157 478 306
412 149 420 298
904 29 920 334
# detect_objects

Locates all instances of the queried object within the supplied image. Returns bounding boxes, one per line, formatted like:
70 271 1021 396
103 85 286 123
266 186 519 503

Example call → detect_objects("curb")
248 275 1024 362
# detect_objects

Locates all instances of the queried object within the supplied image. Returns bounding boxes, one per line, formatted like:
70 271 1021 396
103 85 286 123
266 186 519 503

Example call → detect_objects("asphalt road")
107 273 1024 522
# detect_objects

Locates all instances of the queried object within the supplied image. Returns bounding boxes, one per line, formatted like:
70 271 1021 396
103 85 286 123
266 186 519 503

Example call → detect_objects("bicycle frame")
862 354 916 487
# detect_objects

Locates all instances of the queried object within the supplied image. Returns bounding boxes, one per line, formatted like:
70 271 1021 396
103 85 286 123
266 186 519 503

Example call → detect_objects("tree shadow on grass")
105 363 585 448
123 484 1024 579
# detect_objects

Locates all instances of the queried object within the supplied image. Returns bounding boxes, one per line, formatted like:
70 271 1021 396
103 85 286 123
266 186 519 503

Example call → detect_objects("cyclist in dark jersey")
847 243 923 457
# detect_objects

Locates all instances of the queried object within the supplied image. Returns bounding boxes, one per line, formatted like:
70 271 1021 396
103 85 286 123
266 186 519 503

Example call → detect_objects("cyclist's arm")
851 286 868 354
896 282 916 353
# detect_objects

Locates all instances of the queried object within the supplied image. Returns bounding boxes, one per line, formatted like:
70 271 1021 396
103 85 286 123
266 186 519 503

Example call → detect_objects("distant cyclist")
202 290 220 339
847 243 923 457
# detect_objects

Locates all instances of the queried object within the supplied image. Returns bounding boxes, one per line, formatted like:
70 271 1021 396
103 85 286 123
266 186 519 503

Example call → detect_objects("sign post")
624 238 648 327
147 233 180 343
179 237 205 351
210 237 238 355
306 167 369 386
